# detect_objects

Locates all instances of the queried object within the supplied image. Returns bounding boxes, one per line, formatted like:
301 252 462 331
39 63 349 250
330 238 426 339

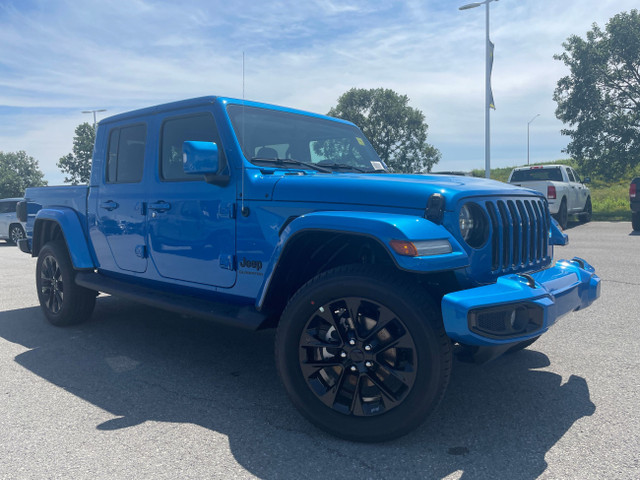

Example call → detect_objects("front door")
146 112 236 288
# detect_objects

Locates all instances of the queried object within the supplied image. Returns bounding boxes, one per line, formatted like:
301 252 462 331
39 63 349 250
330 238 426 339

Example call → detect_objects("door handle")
149 201 171 213
100 200 119 211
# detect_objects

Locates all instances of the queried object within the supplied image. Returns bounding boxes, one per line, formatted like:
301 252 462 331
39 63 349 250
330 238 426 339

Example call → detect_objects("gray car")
0 198 26 245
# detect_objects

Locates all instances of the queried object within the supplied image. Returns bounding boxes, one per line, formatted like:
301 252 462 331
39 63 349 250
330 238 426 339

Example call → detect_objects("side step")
75 271 266 330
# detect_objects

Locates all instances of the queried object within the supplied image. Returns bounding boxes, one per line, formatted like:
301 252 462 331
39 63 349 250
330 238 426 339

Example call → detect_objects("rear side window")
106 124 147 183
160 113 224 181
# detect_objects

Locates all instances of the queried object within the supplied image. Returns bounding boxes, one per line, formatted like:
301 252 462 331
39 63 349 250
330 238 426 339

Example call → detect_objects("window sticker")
370 161 384 170
356 137 365 146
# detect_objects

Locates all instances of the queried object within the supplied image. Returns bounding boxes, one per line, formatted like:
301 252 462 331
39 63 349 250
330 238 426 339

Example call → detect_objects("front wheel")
275 265 452 442
36 240 96 326
8 224 25 245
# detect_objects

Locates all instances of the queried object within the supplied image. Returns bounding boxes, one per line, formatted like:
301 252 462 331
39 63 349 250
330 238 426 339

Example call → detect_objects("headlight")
458 202 489 248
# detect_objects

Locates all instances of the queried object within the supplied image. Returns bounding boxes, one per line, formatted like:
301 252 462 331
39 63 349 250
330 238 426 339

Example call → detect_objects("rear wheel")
554 198 568 229
275 265 452 442
36 240 96 326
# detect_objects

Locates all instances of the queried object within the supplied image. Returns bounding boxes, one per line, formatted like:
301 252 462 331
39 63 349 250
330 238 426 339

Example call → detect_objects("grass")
589 179 630 221
468 160 633 222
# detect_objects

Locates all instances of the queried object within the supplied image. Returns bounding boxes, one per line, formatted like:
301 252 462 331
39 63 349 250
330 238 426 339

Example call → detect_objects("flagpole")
484 0 491 179
459 0 498 179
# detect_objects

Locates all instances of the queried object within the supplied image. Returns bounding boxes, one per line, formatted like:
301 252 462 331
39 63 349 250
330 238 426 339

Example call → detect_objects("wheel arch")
32 208 95 269
258 229 396 324
257 211 466 326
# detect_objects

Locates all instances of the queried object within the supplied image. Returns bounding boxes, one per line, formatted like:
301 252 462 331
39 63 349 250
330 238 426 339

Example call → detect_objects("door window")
106 124 147 183
160 113 224 181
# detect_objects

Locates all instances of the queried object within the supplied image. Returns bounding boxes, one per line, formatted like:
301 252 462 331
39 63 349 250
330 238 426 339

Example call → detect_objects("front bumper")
441 257 600 346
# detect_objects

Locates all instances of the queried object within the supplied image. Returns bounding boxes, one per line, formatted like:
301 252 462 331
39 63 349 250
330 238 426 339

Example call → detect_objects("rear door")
567 167 589 212
94 123 148 273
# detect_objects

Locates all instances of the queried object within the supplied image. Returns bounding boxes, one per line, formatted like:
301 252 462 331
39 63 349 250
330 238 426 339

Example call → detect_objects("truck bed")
23 185 89 234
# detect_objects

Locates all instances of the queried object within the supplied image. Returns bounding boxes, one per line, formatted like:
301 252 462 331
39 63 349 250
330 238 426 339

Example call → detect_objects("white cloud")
0 0 638 180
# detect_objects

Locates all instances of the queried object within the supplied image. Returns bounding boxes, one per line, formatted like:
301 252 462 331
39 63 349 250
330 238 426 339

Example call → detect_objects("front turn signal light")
389 239 452 257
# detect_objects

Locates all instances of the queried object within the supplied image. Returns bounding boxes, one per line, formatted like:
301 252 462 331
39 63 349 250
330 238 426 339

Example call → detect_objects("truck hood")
271 173 541 210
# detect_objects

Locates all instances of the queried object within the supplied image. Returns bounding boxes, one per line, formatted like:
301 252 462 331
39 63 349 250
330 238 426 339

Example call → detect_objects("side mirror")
183 141 219 174
182 141 229 186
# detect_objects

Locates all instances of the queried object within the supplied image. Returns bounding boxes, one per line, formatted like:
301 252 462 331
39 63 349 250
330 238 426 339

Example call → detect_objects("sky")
1 0 638 184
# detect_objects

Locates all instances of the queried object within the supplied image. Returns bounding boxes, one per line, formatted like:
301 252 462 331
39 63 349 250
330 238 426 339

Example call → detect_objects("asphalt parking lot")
1 221 638 480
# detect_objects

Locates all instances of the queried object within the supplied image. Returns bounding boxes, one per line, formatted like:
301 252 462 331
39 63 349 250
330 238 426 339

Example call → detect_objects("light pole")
527 114 540 165
82 109 107 129
459 0 498 179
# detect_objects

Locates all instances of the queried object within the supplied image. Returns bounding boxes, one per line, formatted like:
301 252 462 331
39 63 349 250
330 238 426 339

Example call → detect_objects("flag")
489 40 496 110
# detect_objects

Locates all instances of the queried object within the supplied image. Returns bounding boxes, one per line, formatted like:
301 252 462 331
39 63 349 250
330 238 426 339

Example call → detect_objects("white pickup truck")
507 165 591 229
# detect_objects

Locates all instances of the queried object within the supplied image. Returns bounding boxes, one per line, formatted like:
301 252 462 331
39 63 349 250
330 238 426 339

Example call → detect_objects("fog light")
468 303 544 339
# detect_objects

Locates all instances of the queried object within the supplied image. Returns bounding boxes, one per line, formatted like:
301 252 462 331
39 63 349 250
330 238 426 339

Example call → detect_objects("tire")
554 198 568 229
580 197 592 223
275 265 452 442
633 211 640 232
8 224 25 245
36 240 96 326
506 335 540 354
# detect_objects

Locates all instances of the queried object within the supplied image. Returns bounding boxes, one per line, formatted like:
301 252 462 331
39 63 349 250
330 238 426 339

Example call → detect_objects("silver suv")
0 198 26 245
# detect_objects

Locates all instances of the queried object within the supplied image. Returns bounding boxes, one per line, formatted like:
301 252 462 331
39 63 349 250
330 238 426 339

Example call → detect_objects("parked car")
631 177 640 231
508 165 591 229
0 197 26 245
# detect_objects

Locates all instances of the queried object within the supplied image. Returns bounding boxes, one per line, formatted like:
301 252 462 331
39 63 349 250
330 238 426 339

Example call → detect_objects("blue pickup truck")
17 96 600 442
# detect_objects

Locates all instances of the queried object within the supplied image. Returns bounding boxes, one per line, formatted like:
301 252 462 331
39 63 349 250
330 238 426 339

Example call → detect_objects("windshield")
227 104 386 173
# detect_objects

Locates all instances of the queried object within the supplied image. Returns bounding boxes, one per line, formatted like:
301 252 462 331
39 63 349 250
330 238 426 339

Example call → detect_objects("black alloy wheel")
276 265 451 442
36 240 96 326
298 296 418 417
39 253 64 314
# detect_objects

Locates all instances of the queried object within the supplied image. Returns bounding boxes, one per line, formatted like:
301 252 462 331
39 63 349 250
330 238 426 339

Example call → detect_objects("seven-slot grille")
485 197 551 272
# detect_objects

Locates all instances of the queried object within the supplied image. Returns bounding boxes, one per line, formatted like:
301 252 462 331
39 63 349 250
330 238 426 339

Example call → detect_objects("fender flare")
257 211 469 308
33 207 95 269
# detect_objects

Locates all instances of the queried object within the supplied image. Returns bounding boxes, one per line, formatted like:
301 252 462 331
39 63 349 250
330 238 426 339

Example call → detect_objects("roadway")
0 221 638 479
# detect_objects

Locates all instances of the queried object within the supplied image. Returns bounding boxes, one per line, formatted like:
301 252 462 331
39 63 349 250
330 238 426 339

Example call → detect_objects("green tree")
57 122 95 184
328 88 441 173
554 9 640 180
0 151 47 198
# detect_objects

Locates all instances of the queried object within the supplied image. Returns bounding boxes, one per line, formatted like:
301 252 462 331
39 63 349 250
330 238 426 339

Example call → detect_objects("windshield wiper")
250 157 331 173
315 162 379 173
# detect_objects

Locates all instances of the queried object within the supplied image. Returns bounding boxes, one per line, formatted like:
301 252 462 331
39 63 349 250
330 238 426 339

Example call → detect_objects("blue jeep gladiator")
17 96 600 442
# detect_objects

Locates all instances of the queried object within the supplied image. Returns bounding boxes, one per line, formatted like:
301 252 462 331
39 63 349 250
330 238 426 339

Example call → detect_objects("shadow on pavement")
0 297 595 479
